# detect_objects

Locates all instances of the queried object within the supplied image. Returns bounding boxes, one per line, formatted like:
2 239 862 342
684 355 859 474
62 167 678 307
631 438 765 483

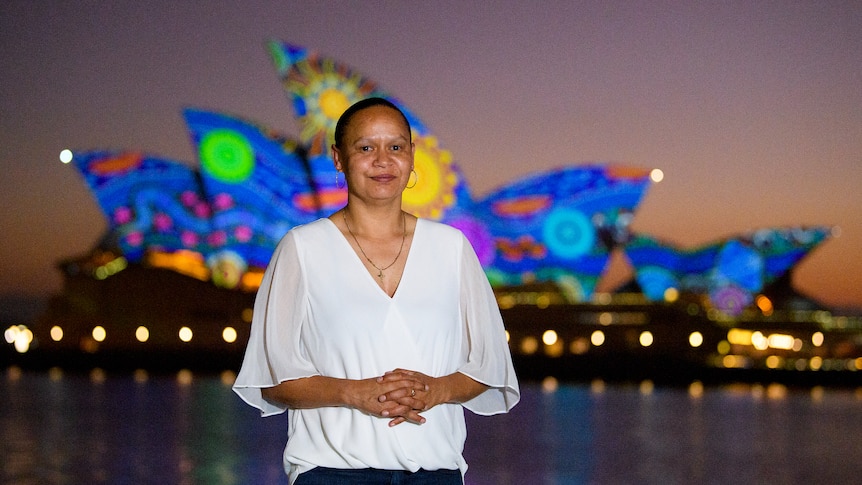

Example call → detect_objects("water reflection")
464 379 862 485
2 367 284 484
3 368 862 484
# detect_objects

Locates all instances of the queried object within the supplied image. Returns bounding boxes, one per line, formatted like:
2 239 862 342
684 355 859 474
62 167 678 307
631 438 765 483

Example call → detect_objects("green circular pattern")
200 130 255 183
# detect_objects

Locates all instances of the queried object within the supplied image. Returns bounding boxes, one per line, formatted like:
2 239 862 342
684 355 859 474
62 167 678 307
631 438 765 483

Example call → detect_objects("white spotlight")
59 149 73 164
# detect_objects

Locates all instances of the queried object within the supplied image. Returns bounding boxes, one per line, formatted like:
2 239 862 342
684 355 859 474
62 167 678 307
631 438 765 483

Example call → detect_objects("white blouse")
233 218 520 483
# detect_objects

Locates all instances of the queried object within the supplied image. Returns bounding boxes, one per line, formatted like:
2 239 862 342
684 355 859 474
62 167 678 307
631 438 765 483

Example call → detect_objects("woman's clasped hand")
374 369 431 426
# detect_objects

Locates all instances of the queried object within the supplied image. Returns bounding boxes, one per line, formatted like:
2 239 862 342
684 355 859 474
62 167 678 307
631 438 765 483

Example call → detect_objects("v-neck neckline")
324 217 419 299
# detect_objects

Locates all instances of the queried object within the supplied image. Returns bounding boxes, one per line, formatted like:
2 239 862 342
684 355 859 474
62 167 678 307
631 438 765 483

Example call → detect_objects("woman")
233 97 519 484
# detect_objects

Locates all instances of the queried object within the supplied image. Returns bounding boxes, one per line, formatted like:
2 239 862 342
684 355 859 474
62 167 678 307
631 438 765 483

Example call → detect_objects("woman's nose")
372 151 390 166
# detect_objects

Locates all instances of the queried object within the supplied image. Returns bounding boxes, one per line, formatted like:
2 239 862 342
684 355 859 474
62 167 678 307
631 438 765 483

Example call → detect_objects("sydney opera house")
5 42 860 384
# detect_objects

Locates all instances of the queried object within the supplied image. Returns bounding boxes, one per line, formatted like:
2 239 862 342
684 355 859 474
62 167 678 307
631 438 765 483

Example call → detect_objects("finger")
387 370 430 391
376 381 424 402
394 396 427 414
405 410 426 425
388 410 425 426
378 372 418 384
380 385 425 405
388 413 424 426
377 387 411 402
382 398 425 416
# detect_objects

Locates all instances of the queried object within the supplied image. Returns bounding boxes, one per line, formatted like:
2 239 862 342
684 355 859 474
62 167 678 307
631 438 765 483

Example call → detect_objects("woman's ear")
331 144 344 171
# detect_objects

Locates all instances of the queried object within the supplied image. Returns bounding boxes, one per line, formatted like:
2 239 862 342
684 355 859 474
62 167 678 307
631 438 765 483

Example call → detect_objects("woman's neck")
338 204 404 238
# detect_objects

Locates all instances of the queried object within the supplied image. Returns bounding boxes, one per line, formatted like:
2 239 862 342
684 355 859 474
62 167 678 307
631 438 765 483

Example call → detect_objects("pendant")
377 270 384 279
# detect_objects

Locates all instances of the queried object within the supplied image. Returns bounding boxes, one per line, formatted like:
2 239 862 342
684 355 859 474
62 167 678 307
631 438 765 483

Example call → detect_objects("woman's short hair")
333 97 412 151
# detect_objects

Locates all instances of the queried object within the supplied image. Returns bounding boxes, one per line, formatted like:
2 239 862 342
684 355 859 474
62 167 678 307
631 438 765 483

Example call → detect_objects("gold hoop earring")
406 169 418 189
335 171 344 189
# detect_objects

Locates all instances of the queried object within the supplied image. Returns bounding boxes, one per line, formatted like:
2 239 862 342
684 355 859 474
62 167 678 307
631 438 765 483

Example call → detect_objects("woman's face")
332 105 414 203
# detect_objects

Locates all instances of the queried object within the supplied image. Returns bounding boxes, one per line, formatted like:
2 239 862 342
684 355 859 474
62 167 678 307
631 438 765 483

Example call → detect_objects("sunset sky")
2 0 860 313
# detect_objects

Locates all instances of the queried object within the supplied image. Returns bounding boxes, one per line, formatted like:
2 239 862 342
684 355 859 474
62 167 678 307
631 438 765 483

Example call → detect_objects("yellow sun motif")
287 57 377 155
402 135 458 219
319 88 350 120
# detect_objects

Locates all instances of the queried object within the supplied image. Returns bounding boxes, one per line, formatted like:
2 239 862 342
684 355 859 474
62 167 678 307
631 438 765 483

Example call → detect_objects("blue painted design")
542 208 596 260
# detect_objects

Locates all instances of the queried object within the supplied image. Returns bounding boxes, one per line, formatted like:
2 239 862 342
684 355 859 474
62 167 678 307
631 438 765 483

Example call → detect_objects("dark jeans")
294 467 463 485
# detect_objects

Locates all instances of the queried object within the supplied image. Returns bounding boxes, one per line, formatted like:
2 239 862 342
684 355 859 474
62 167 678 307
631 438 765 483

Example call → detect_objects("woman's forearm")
261 375 355 409
437 372 489 404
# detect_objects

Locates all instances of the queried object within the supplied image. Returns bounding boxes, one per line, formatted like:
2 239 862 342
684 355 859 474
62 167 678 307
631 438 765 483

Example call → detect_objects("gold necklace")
343 211 406 279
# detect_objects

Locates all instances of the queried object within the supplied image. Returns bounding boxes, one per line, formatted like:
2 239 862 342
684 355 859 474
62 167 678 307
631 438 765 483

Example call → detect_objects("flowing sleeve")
456 234 520 415
232 231 318 416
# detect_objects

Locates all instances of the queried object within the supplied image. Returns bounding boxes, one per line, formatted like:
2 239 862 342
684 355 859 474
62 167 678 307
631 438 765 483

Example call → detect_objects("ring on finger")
411 389 416 397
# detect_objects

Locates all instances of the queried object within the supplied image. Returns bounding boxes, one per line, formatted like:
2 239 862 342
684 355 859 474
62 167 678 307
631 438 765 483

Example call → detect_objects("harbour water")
2 368 862 484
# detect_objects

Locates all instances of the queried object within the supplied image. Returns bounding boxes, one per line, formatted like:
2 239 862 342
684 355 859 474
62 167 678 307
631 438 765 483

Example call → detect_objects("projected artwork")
68 41 829 313
70 151 213 262
70 42 651 301
467 165 648 300
183 109 320 270
624 227 832 315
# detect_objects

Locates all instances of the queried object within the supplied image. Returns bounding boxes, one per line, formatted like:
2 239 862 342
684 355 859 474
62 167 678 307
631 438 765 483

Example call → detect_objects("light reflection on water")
3 368 862 484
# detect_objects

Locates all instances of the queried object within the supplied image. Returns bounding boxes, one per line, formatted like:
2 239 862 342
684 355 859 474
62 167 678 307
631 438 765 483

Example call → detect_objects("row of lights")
718 354 862 371
724 328 819 352
508 328 702 357
510 327 861 372
718 329 862 370
47 325 241 345
6 324 244 354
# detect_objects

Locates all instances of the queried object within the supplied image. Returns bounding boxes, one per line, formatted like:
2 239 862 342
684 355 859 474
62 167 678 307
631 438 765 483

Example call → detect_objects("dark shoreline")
5 348 862 390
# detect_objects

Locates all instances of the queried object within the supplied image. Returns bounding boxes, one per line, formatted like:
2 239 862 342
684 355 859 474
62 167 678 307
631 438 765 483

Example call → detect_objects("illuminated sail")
624 226 832 314
70 150 212 262
183 108 320 270
468 164 651 300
